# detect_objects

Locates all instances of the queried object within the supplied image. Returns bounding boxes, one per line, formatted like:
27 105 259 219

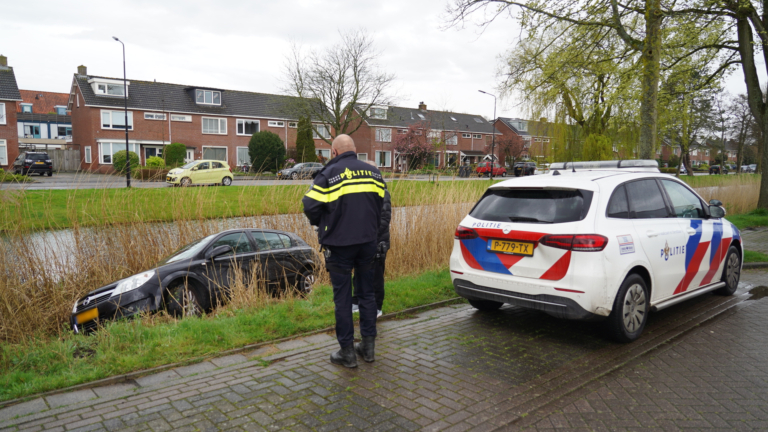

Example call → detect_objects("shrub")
164 143 186 167
146 156 165 168
294 117 317 163
248 131 286 173
113 150 140 174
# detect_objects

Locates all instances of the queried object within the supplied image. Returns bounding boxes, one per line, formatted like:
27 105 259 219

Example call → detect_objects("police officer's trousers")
326 240 378 348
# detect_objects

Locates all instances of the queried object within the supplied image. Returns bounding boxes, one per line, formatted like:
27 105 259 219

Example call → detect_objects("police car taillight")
539 234 608 251
454 226 478 240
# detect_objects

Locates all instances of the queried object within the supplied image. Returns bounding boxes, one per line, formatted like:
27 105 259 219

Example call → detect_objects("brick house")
0 55 22 169
68 66 330 172
494 117 553 163
16 90 72 151
347 102 501 171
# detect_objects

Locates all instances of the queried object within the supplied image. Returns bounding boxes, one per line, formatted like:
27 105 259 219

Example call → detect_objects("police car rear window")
470 189 593 224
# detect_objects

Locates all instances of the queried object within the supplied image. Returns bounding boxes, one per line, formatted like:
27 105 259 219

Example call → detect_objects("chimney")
77 65 87 76
418 101 427 111
0 55 7 67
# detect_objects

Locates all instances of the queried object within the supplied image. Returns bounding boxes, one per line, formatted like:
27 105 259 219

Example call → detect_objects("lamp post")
478 90 496 180
113 36 130 188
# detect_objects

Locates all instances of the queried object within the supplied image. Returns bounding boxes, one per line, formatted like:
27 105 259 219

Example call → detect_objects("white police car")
450 160 742 342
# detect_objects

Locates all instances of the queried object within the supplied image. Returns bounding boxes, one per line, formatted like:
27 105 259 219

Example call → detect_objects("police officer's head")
331 134 356 157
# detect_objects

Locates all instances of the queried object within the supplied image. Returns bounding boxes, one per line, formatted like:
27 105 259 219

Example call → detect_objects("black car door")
202 231 256 303
250 231 298 288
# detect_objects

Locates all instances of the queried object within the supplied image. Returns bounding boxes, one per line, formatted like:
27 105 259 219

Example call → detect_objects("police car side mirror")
709 205 726 218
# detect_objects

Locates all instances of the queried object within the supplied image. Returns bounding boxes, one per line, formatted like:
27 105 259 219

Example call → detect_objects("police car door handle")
646 230 660 238
685 227 697 236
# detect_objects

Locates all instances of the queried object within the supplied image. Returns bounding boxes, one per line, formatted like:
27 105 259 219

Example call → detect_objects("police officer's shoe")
330 345 358 368
355 336 376 362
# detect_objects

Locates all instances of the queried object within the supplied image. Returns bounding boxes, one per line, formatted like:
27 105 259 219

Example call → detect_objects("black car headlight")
111 270 156 297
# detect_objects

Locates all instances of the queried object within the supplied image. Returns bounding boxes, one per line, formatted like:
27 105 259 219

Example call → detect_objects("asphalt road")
1 269 766 431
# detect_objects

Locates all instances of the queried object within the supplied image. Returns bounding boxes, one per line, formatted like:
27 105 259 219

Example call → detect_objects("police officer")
302 134 386 368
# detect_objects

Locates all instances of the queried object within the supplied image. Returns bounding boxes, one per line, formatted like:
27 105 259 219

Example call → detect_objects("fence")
50 148 81 172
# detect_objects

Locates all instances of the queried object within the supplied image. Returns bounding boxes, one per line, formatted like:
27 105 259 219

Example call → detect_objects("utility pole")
478 90 496 180
113 36 130 187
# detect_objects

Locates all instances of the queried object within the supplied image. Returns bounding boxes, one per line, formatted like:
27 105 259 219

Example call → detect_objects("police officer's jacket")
302 151 386 246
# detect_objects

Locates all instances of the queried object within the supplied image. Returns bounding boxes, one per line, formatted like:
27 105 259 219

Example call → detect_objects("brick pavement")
741 227 768 254
1 270 766 432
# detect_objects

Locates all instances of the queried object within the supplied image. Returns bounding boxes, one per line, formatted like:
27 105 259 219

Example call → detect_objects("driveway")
1 269 766 431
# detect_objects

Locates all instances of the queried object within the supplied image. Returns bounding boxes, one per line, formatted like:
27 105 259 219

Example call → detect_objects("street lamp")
478 90 496 180
113 36 130 188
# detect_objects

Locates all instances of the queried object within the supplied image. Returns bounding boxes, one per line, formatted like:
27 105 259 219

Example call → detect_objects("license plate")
35 162 44 165
76 308 98 324
488 239 534 256
166 177 171 181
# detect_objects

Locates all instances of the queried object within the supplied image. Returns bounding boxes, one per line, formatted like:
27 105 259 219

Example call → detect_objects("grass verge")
744 250 768 263
727 208 768 230
0 268 457 402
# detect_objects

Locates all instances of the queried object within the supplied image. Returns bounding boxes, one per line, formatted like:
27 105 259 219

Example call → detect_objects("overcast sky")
0 0 758 121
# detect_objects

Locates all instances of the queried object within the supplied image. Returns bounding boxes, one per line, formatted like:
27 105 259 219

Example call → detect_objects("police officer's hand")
377 242 388 255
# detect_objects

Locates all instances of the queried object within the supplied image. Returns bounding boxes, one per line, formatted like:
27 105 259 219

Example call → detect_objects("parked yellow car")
166 160 233 186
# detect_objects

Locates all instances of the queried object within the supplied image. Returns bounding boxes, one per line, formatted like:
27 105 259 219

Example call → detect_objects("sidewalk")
741 226 768 254
1 270 766 432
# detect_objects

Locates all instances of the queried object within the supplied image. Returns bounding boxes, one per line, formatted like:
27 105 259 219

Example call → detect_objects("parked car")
71 229 317 333
451 159 741 342
166 159 233 186
709 165 728 175
278 162 324 180
749 164 757 173
678 165 687 174
513 162 537 177
476 162 506 177
12 151 53 176
741 165 752 173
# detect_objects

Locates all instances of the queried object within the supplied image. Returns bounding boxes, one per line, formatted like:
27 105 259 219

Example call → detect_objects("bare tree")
730 94 752 173
283 30 396 144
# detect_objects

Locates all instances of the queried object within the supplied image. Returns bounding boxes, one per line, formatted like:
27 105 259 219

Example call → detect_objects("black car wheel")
468 299 503 311
606 274 649 342
297 270 315 294
715 246 741 296
291 172 299 180
164 280 207 317
47 171 53 177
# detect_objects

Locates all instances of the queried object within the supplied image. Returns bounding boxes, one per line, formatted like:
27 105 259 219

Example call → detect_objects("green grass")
744 250 768 263
0 180 493 232
727 208 768 230
0 268 459 402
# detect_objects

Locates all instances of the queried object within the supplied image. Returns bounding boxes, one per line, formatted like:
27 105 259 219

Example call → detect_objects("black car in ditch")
71 229 317 333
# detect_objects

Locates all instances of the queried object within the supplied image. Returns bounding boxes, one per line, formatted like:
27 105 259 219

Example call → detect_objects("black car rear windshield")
470 188 594 223
28 154 48 160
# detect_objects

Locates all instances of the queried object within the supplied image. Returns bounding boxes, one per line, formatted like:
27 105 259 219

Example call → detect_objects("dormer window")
55 106 67 115
89 78 129 97
196 89 221 105
369 107 387 120
21 103 32 113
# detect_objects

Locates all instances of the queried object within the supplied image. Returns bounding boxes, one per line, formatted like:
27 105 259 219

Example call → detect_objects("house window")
99 142 139 164
428 131 440 139
0 139 6 165
0 103 5 124
144 112 166 121
101 110 134 130
417 113 426 120
171 114 192 122
691 149 698 156
55 106 67 115
369 107 387 120
446 134 458 145
202 117 227 135
473 134 482 139
313 125 331 139
236 147 250 166
705 150 710 156
95 83 126 96
357 153 368 161
432 152 440 167
195 89 221 105
534 138 541 142
398 129 408 134
462 133 471 138
316 149 331 160
57 126 72 137
543 139 550 143
375 151 392 168
375 128 391 142
267 121 284 127
473 118 484 123
84 146 92 163
288 122 298 128
237 119 260 135
21 103 33 113
613 145 618 152
24 125 41 138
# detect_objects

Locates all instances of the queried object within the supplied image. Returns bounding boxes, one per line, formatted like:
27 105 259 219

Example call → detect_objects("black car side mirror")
709 205 726 218
709 199 723 206
205 245 233 260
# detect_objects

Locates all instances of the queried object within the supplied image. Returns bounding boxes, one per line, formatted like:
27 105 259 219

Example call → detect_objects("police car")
450 160 742 342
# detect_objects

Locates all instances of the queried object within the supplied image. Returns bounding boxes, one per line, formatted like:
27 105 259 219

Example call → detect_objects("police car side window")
625 180 669 219
606 185 629 219
660 180 705 219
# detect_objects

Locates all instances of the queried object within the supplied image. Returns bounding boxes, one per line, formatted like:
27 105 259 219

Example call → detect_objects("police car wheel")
468 299 503 311
606 274 648 343
715 246 740 296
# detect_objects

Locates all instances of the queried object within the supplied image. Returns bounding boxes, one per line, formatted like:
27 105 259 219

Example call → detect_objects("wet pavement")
742 227 768 254
1 270 766 432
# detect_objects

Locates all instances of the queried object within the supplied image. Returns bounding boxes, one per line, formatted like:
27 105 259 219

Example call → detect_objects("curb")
0 297 464 410
744 262 768 269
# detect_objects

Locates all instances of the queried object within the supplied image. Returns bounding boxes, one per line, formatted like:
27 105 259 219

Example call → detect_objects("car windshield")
28 154 48 160
181 161 197 169
157 234 216 265
470 188 594 224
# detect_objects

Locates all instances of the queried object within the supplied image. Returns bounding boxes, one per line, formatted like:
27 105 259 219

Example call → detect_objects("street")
1 269 766 432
